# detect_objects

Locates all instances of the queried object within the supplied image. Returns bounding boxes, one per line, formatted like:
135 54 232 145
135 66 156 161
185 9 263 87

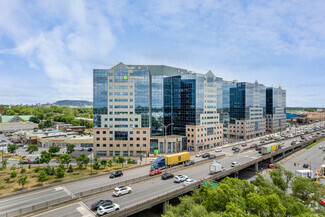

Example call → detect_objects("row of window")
96 130 146 135
109 86 134 89
109 99 133 102
187 137 222 144
109 105 134 109
187 126 221 132
104 118 139 122
187 131 222 138
96 143 147 148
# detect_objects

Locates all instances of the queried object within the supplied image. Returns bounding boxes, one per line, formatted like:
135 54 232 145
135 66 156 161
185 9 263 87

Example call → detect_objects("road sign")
123 75 128 80
203 181 217 188
317 170 320 173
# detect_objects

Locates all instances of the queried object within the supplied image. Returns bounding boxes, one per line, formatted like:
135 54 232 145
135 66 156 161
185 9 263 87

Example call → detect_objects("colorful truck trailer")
150 152 191 170
260 143 279 155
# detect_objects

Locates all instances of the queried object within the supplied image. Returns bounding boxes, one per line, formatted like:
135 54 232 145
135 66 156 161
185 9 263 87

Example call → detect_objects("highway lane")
1 121 323 216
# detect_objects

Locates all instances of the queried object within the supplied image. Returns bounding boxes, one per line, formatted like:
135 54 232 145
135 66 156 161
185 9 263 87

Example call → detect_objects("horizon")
1 1 325 107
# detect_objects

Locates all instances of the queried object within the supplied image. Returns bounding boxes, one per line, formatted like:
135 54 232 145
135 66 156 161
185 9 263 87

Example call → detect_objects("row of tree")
164 165 325 217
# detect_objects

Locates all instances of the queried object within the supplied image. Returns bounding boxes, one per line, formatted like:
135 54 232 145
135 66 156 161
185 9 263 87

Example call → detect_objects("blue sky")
0 0 324 107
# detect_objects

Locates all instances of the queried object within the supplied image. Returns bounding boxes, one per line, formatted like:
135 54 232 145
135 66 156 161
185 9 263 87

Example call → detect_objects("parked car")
80 147 85 151
215 147 222 152
250 143 257 148
91 200 112 210
208 154 217 159
241 143 247 147
110 170 123 178
162 173 174 180
303 163 310 169
174 175 188 183
231 162 240 167
97 203 120 216
185 160 195 166
195 152 203 157
183 179 196 186
130 159 138 164
149 169 162 176
319 199 325 206
23 144 29 149
320 146 324 149
268 164 277 168
260 140 265 143
88 147 93 151
113 186 132 197
202 153 210 158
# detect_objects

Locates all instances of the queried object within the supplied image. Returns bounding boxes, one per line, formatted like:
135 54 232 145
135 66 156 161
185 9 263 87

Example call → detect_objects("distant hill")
54 100 93 107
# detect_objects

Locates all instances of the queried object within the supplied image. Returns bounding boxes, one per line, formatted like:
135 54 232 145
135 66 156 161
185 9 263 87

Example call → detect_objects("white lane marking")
55 187 63 191
77 201 95 217
62 186 76 198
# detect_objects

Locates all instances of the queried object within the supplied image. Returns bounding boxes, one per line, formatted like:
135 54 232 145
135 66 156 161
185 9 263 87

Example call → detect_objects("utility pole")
160 122 174 155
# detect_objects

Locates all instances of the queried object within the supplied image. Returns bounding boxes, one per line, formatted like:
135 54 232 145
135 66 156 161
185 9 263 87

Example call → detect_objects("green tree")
66 144 75 154
10 171 17 180
38 122 44 129
38 171 48 183
86 121 93 129
93 159 100 170
284 170 294 184
40 151 52 167
29 116 40 123
76 153 90 169
1 159 8 169
117 155 125 165
26 144 38 154
58 154 72 169
44 119 53 128
17 175 28 188
67 164 74 173
7 144 18 153
107 159 113 167
10 164 16 171
127 158 132 164
48 146 60 155
56 167 65 178
112 155 116 163
100 159 108 168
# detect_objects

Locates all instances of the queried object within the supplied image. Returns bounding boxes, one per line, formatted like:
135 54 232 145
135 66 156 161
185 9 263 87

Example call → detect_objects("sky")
0 0 324 107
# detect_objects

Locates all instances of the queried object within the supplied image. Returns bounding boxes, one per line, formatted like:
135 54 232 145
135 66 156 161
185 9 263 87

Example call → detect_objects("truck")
295 169 316 180
209 162 225 174
23 154 41 164
259 143 279 155
150 152 190 170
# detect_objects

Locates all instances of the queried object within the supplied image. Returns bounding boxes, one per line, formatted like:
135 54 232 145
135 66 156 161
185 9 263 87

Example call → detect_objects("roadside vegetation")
163 165 325 217
306 138 325 149
0 105 93 129
0 151 136 195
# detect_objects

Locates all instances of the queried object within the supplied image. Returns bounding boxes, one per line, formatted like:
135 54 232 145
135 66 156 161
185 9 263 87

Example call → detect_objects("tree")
48 146 60 155
1 159 8 169
76 153 90 169
7 144 18 153
17 175 28 188
86 121 93 129
127 158 132 164
38 122 44 129
100 159 108 168
38 171 48 183
40 151 52 167
66 144 75 154
29 116 40 123
58 154 72 169
10 171 17 180
107 159 113 167
112 155 116 163
67 164 74 173
93 159 100 170
284 170 294 184
26 144 38 154
56 167 65 178
117 155 125 165
44 119 53 128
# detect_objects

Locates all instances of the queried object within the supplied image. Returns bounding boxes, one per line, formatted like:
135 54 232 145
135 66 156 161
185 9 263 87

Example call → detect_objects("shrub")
93 160 100 170
4 177 10 183
67 165 74 173
10 164 17 171
33 167 40 173
44 167 55 176
38 171 48 182
56 167 65 178
10 171 17 179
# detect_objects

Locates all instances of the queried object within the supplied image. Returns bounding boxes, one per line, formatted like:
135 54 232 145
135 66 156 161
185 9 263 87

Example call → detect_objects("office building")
93 63 223 157
266 87 286 133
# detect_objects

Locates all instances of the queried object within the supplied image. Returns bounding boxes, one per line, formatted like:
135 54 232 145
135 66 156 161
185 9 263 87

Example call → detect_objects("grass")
0 163 137 196
305 138 325 149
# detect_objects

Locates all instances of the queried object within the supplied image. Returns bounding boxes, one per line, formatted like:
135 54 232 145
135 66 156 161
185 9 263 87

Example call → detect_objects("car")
319 146 323 149
256 146 261 151
250 143 257 148
319 199 325 206
174 175 188 183
241 143 247 147
183 179 196 186
202 153 210 158
162 173 174 180
97 203 120 215
113 186 132 197
149 169 162 176
91 200 112 210
231 162 240 167
195 152 203 157
208 154 217 159
233 147 240 152
80 147 85 151
88 147 93 151
260 140 265 143
23 144 29 149
231 147 238 151
130 159 138 164
268 164 277 168
185 160 195 166
290 141 296 145
215 147 222 152
110 170 123 178
303 163 309 169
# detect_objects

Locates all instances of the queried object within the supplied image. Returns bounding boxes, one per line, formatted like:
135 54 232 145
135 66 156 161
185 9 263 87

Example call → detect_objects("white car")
319 146 323 149
183 179 196 186
231 162 240 167
211 160 221 164
113 186 132 197
174 175 188 183
195 153 202 157
215 148 222 152
97 203 120 215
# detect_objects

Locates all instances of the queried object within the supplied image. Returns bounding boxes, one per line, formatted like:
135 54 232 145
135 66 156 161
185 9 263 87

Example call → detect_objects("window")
110 144 113 147
143 144 146 147
110 131 113 134
103 144 106 147
143 131 147 134
115 105 128 109
103 137 106 141
96 131 100 134
116 144 120 147
96 144 100 147
136 138 140 141
130 144 133 147
123 144 127 147
96 138 100 141
136 144 140 147
136 131 140 134
143 137 146 141
96 151 107 156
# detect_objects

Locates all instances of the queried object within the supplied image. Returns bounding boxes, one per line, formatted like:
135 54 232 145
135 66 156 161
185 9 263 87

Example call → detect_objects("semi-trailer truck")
150 152 190 170
260 143 279 155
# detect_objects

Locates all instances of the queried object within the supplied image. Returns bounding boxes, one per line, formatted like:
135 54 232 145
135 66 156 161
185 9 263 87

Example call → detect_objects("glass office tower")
266 87 286 133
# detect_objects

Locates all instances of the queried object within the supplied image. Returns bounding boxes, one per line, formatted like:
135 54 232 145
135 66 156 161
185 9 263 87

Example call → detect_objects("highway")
0 121 323 217
31 124 324 217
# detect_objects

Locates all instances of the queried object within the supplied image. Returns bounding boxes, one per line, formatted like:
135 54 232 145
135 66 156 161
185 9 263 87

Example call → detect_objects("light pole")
160 123 174 154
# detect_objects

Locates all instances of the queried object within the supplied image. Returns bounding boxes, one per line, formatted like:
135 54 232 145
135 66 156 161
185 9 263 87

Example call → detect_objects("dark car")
88 147 93 151
110 170 123 178
231 147 239 151
208 154 217 159
303 163 309 169
233 147 240 152
162 173 174 180
91 200 112 210
291 141 296 145
256 146 261 151
185 160 195 166
202 153 210 158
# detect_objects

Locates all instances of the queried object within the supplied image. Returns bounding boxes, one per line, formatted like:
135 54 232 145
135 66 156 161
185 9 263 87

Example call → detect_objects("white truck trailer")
209 162 225 174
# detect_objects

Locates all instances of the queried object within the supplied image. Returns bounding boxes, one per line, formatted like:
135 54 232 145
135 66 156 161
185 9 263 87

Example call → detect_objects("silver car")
174 175 188 183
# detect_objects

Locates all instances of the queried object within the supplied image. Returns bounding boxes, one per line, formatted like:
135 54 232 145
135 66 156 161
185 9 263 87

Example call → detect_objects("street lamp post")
160 123 174 154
